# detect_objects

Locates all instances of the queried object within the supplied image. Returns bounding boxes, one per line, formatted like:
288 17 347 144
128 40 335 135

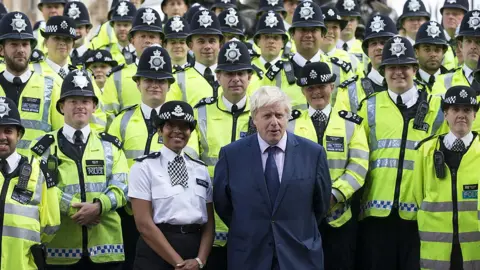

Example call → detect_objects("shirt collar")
444 29 452 41
463 64 474 84
444 131 474 150
336 38 356 50
46 58 69 73
283 20 291 30
292 50 322 67
406 36 415 46
308 103 331 118
141 103 162 119
63 123 90 144
160 144 185 163
3 151 21 174
367 68 384 85
325 47 336 57
194 62 218 76
258 131 287 153
418 68 440 82
222 95 247 112
259 55 281 67
73 44 89 57
388 85 417 106
3 69 32 84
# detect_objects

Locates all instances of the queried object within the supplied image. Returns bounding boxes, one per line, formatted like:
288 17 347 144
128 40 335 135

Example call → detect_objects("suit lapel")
273 133 298 214
247 135 273 211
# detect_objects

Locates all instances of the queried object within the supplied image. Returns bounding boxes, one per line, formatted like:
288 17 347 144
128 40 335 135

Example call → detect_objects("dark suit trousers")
320 217 357 270
204 246 227 270
357 212 420 270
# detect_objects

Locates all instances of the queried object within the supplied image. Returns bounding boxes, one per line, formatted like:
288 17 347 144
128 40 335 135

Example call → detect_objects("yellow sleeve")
412 144 426 210
38 160 61 244
102 76 121 125
49 79 64 130
166 81 184 102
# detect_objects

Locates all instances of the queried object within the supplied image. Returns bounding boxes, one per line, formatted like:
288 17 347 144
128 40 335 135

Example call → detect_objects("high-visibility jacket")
287 107 369 227
431 67 469 95
357 90 444 220
108 104 199 167
33 22 46 53
30 129 128 265
0 72 62 155
413 134 480 270
0 154 60 270
89 22 117 51
327 48 363 79
335 75 386 113
251 58 305 110
442 46 458 71
194 95 251 246
31 61 107 132
102 63 138 124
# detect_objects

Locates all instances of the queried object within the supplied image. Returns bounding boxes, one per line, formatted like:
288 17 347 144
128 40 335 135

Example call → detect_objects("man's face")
159 120 192 153
415 44 445 73
445 105 476 137
403 17 427 38
60 97 97 128
1 40 31 74
323 22 341 50
384 64 417 92
292 27 323 52
442 8 464 31
302 83 333 110
459 37 480 69
41 3 64 20
253 103 289 145
217 70 251 98
113 22 132 43
165 38 189 62
163 0 188 17
341 16 358 40
257 34 284 60
90 63 112 89
189 35 220 67
75 25 90 47
367 37 387 69
131 31 162 56
284 0 298 19
213 7 224 16
45 36 74 60
0 126 21 159
137 77 169 105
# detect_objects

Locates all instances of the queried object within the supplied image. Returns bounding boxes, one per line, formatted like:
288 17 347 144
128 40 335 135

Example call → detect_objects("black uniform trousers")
46 257 122 270
118 207 140 270
357 212 420 270
204 246 227 270
320 216 357 270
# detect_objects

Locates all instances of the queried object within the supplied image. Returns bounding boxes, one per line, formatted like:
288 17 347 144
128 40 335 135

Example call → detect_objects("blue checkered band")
215 232 228 241
399 202 418 212
326 203 349 222
361 200 393 213
47 244 124 258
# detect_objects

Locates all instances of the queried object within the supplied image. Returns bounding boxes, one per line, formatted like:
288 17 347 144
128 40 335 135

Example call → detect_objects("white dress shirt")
46 58 69 74
62 123 90 144
308 104 332 119
222 95 247 112
140 103 162 119
259 56 282 68
194 62 218 81
367 68 384 86
463 65 474 85
443 131 473 150
406 36 415 46
292 50 323 67
2 151 21 174
3 69 32 84
336 38 356 51
72 44 89 58
258 132 287 182
418 68 440 83
388 86 418 109
128 146 213 225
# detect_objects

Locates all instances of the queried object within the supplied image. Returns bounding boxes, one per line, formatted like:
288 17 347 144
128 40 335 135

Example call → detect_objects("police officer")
129 101 214 270
0 97 60 270
34 0 66 53
413 86 480 270
0 12 63 156
433 10 480 95
398 0 430 46
440 0 468 45
161 0 189 22
163 16 193 70
84 50 118 92
31 70 128 270
64 1 93 67
357 36 444 270
414 21 450 91
103 7 164 122
336 14 397 112
287 62 369 270
211 0 236 15
336 0 364 61
218 8 245 42
105 1 137 66
193 39 254 270
167 9 224 107
89 0 125 53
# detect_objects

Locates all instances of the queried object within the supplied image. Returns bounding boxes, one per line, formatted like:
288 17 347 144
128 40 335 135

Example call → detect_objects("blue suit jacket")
213 132 332 270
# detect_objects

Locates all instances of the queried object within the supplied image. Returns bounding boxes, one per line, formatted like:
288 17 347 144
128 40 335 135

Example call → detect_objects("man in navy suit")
213 86 332 270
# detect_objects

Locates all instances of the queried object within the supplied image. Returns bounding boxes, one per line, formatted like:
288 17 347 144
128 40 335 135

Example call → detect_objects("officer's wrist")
93 198 102 214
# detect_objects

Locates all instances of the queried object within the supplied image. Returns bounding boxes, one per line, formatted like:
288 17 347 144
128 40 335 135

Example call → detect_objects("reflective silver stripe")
89 114 107 127
370 158 414 170
177 71 187 102
31 167 45 205
184 146 199 159
340 172 362 191
287 119 296 133
202 156 218 166
431 105 444 135
349 149 369 160
367 96 377 148
59 192 73 215
101 140 114 180
348 54 358 72
120 109 135 141
347 83 358 113
444 73 454 90
106 23 113 44
42 76 54 132
275 71 282 88
420 259 450 270
17 139 32 149
106 190 118 210
292 104 307 110
419 231 480 243
111 173 128 194
3 225 40 242
345 162 368 178
32 63 42 74
371 139 418 151
345 120 354 143
61 182 107 194
331 64 340 106
464 260 480 270
42 225 60 236
103 103 120 113
197 106 211 164
21 119 51 132
4 203 39 220
124 149 145 160
421 201 477 212
328 159 347 169
114 71 123 109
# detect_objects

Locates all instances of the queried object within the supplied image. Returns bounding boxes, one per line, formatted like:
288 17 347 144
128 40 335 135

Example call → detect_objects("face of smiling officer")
159 120 192 154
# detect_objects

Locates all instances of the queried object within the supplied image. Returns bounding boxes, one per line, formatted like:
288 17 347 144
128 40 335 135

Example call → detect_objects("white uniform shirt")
128 146 213 225
62 124 90 144
3 69 32 84
2 151 21 174
443 131 474 150
388 86 418 109
46 58 69 74
194 62 218 81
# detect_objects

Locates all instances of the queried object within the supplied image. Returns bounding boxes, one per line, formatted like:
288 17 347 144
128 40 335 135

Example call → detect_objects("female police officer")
128 101 214 270
413 86 480 269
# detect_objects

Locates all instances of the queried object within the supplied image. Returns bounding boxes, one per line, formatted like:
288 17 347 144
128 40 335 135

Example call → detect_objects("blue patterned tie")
265 146 280 206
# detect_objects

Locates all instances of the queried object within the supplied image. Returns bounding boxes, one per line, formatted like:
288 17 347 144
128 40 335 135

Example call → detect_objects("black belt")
156 223 202 234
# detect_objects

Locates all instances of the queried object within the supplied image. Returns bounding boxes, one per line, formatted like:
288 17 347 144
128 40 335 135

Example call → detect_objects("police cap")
398 0 430 25
379 36 418 73
187 10 223 43
41 16 78 40
154 101 197 131
442 86 479 112
414 21 448 49
289 1 326 34
336 0 361 18
0 3 8 20
297 62 336 87
85 49 118 69
321 7 347 31
38 0 66 11
56 69 98 114
440 0 468 15
216 39 252 72
133 45 175 84
0 97 25 135
362 14 397 54
64 1 92 29
164 15 190 40
254 11 289 45
211 0 236 11
257 0 286 17
0 12 37 48
110 1 137 25
185 4 207 25
218 8 245 40
457 10 480 39
129 8 164 41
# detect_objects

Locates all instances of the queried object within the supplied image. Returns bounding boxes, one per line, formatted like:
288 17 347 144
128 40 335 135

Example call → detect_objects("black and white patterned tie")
59 68 68 79
168 155 189 188
451 139 466 152
311 110 327 145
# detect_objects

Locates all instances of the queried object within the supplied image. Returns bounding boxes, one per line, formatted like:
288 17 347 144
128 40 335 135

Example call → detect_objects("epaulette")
415 134 440 150
338 110 363 125
194 96 217 108
289 109 302 121
338 75 358 88
30 49 45 63
330 57 352 73
251 64 264 79
185 153 207 166
414 78 427 88
173 62 192 73
134 151 160 162
31 134 55 156
115 104 138 117
33 21 43 31
265 60 283 80
39 159 57 188
245 42 260 59
99 132 123 149
107 64 125 77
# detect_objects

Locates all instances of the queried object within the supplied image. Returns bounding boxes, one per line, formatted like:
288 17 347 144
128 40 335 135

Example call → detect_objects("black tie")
428 75 435 86
74 130 84 146
265 146 280 205
396 95 406 110
149 109 158 134
311 110 327 145
59 68 68 79
305 60 311 66
0 159 8 176
13 77 22 87
204 67 214 86
342 42 349 51
451 139 466 152
265 62 272 70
